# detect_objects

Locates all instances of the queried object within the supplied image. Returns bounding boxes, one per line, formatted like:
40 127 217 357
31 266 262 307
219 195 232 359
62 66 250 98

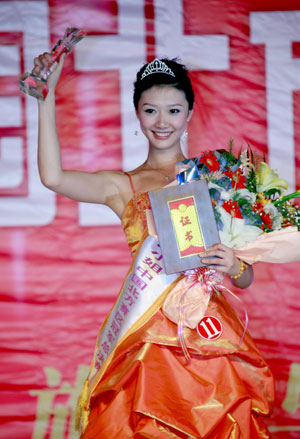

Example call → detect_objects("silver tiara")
141 58 176 80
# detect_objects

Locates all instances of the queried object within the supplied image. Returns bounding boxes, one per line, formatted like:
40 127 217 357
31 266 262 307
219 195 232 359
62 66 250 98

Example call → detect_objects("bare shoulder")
94 169 134 217
96 169 132 197
95 165 169 216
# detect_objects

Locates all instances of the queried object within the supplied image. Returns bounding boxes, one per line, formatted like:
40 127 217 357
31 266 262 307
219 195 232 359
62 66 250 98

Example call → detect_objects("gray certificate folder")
148 179 220 274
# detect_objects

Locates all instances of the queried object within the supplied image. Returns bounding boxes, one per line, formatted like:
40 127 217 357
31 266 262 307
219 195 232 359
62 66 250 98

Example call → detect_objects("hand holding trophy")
19 27 86 100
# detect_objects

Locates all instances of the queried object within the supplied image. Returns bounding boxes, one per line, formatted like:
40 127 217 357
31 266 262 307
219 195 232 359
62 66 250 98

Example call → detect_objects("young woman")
33 54 274 438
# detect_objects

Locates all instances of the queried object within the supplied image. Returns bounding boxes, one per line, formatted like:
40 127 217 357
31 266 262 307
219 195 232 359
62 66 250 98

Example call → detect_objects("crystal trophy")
19 27 86 100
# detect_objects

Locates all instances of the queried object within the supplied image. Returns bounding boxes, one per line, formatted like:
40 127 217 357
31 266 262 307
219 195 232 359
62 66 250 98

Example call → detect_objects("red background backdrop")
0 1 299 438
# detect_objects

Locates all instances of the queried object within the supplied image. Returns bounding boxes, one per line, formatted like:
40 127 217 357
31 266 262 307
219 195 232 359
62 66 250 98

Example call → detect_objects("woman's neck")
145 148 186 171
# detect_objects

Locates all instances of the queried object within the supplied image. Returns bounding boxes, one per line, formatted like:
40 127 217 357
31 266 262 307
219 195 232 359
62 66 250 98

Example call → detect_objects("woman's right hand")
32 52 66 93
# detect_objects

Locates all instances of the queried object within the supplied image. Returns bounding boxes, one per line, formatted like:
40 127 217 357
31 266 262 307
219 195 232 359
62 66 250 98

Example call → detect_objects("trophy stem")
19 27 86 101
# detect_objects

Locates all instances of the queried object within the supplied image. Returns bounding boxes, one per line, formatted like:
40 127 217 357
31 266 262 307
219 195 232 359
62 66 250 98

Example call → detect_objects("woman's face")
136 85 192 151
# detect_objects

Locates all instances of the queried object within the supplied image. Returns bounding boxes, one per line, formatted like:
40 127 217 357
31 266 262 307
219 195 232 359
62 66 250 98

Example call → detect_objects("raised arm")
33 53 128 216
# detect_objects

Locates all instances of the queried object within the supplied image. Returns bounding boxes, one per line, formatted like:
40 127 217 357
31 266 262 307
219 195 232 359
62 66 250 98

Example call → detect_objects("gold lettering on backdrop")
282 362 300 414
29 365 89 439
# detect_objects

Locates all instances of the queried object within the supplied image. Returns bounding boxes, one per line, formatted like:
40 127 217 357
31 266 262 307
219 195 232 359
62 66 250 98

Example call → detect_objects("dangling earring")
180 129 188 155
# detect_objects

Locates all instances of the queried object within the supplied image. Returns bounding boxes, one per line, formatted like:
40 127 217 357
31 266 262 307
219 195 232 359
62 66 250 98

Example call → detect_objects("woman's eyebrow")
142 103 184 107
142 103 157 107
167 103 184 107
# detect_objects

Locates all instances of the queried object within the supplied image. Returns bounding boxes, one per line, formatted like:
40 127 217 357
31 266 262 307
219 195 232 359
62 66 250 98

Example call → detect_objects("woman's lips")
152 131 172 139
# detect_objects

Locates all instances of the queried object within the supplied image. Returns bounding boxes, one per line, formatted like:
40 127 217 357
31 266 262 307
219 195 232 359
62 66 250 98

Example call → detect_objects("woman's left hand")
200 243 241 277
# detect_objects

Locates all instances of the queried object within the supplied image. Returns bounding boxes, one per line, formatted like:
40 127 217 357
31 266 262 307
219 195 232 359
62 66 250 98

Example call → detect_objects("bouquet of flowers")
176 144 300 264
161 146 300 346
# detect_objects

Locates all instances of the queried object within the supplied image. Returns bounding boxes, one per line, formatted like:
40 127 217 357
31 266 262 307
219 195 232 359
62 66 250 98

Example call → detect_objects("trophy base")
19 73 49 101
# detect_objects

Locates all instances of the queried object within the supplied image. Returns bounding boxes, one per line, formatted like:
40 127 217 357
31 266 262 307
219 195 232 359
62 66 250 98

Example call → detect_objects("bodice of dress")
121 192 151 256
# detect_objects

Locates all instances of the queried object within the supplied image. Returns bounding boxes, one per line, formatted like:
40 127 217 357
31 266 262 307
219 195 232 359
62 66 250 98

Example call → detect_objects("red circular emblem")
196 316 223 340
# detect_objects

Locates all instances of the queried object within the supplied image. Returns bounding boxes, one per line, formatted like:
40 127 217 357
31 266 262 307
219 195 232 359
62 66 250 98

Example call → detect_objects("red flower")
223 200 243 218
227 168 246 189
253 203 273 230
261 212 273 229
199 152 220 172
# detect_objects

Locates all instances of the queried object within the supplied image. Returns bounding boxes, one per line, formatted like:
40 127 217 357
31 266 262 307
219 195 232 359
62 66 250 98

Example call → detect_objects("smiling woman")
32 54 274 438
137 86 191 151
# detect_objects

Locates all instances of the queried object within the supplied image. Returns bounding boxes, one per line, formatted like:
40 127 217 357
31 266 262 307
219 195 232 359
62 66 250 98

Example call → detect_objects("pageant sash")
77 234 180 433
88 234 179 389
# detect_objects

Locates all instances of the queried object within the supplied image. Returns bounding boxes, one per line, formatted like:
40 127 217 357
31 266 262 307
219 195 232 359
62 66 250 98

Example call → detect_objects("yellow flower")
257 192 271 206
256 162 288 194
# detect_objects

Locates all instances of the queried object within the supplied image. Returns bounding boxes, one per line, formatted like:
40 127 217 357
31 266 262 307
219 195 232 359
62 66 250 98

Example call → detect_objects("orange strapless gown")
81 194 274 439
